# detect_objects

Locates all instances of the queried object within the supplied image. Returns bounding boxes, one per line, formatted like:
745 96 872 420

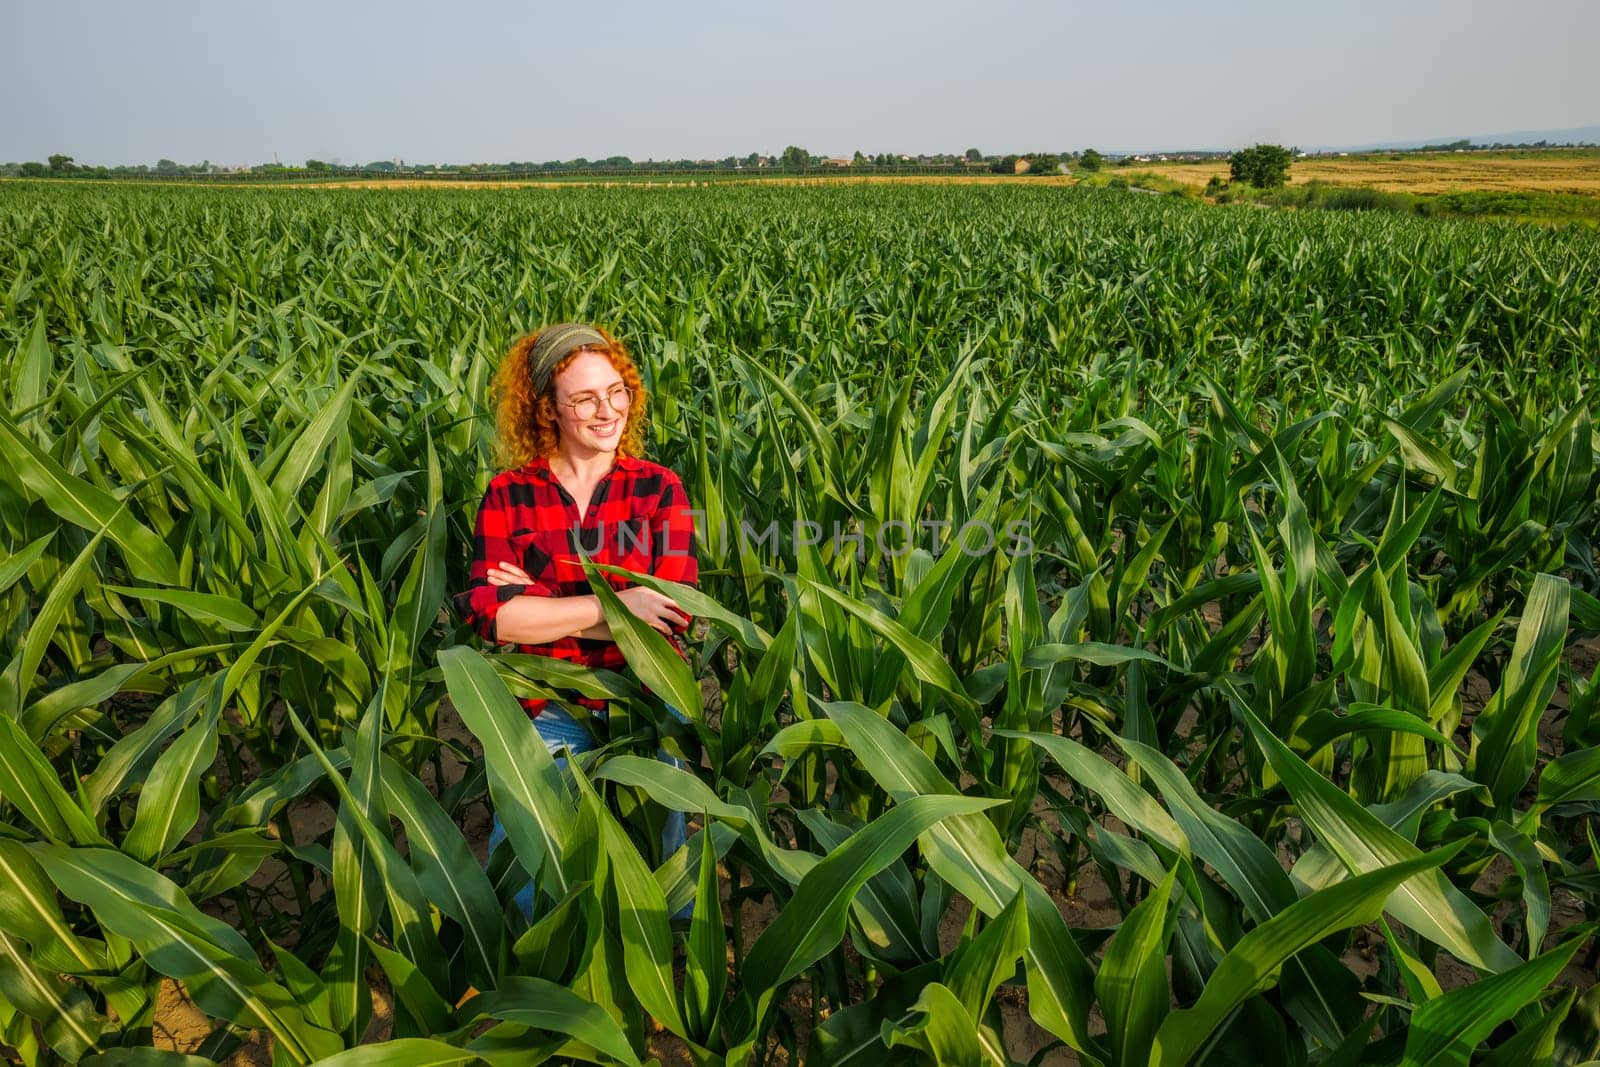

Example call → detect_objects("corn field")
0 181 1597 1066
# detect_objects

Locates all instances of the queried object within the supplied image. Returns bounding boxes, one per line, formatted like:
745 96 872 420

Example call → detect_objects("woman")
455 323 697 911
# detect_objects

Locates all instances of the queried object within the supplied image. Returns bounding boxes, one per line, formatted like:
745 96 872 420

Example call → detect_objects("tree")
47 153 75 173
965 147 982 162
156 159 179 173
780 145 809 170
1022 153 1060 175
1078 148 1103 172
1228 143 1292 188
852 150 867 166
19 161 47 178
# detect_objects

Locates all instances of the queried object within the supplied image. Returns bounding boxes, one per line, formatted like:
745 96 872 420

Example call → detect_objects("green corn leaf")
1474 988 1575 1067
823 702 1100 1061
0 838 104 973
592 565 772 653
0 533 54 596
1021 641 1178 671
1485 822 1551 957
439 645 572 896
465 976 645 1067
1296 703 1466 758
684 818 728 1040
1097 863 1178 1067
592 755 754 826
942 886 1028 1024
1383 419 1459 491
8 314 53 423
1398 934 1585 1067
0 412 179 585
898 489 999 642
1115 737 1295 923
1425 608 1505 723
996 729 1187 856
510 879 592 981
122 699 222 862
1230 683 1521 972
656 822 741 919
583 559 704 721
0 711 104 846
266 938 334 1034
268 371 360 506
388 433 447 694
827 703 1016 913
1381 918 1444 1003
597 800 689 1038
0 930 110 1062
882 982 990 1066
491 651 646 704
723 606 798 767
34 845 341 1065
761 718 847 760
21 649 232 745
101 586 261 633
363 937 455 1041
1153 845 1460 1067
283 700 447 1002
1526 744 1600 823
738 793 1002 1028
805 581 979 718
2 522 108 717
796 807 925 964
1470 574 1569 813
312 1040 478 1067
1291 770 1488 893
378 755 503 990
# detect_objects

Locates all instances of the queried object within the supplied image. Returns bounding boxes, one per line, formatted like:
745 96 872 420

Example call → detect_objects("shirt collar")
526 453 643 479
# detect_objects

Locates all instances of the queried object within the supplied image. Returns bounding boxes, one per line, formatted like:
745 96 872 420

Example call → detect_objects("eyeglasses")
559 384 635 420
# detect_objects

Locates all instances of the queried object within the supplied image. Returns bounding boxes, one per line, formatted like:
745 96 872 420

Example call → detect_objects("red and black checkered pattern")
455 454 698 717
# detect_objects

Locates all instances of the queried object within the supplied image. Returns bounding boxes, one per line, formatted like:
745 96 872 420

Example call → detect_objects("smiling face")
551 350 632 460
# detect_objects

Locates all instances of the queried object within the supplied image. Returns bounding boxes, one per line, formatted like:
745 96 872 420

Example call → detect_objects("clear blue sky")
3 0 1596 166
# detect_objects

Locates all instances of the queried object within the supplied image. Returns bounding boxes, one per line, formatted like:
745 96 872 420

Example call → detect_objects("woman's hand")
487 561 684 636
616 585 688 635
487 561 532 586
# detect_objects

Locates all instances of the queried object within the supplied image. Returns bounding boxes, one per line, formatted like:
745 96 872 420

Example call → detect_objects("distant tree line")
9 140 1591 182
4 148 1080 180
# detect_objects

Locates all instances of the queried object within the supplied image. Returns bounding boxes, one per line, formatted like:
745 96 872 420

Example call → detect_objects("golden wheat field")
1132 149 1600 196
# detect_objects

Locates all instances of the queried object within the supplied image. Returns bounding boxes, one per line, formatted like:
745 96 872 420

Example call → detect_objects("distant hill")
1309 124 1600 153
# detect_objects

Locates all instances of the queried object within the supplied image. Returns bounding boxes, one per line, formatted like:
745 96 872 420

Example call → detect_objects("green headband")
527 323 608 396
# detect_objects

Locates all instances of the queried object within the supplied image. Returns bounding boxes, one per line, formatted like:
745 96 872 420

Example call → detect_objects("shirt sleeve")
454 477 555 643
650 469 699 587
650 470 698 635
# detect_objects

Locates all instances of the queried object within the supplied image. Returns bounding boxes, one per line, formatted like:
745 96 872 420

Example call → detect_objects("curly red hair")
491 326 649 470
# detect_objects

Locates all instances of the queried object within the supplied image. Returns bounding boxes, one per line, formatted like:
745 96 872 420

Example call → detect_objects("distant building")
822 157 852 167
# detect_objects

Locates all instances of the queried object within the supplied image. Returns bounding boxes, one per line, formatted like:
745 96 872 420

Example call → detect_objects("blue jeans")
488 703 689 919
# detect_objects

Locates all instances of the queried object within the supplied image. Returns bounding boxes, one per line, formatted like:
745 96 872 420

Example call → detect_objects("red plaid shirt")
455 454 698 717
